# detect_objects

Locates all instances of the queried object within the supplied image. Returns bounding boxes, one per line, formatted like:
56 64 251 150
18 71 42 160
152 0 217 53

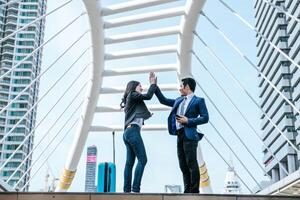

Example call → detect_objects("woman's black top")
124 84 157 129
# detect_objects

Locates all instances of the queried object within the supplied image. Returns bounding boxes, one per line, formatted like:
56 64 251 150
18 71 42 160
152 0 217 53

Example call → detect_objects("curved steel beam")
56 0 209 192
56 0 104 192
177 0 206 79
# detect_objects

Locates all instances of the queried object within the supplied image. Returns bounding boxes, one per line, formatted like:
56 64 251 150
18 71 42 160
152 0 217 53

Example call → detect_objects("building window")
21 5 38 10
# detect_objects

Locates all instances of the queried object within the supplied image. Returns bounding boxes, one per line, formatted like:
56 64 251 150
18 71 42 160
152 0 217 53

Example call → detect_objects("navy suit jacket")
155 87 209 141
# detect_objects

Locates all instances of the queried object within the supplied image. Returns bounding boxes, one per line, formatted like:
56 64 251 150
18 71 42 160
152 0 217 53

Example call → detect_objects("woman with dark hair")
120 72 157 193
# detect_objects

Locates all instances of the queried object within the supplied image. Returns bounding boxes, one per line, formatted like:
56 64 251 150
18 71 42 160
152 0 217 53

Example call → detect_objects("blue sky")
28 0 269 194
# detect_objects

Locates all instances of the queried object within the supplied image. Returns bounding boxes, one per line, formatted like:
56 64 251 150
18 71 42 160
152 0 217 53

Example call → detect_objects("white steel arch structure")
1 0 300 194
56 0 210 192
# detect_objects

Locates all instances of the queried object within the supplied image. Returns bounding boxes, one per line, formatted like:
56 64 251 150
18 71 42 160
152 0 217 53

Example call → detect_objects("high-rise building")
0 0 47 190
287 1 300 146
222 164 241 194
254 0 299 183
85 145 97 192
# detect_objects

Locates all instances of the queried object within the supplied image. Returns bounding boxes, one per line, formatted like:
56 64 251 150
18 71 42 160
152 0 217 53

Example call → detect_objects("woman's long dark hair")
120 80 140 109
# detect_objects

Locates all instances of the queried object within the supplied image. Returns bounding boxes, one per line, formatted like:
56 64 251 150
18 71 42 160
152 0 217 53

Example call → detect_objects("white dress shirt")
176 93 194 130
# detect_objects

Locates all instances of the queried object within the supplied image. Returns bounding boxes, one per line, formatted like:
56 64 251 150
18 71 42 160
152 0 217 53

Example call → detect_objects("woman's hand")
149 72 157 84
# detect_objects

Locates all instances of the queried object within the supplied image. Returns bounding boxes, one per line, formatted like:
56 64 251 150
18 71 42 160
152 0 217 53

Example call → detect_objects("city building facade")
222 164 241 194
85 145 97 192
254 0 299 183
0 0 47 190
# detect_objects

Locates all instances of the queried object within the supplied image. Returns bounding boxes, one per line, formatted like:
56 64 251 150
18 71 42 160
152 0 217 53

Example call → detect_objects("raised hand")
149 72 157 84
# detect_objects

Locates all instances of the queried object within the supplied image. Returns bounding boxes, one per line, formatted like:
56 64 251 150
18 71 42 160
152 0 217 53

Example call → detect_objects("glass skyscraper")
85 145 97 192
254 0 299 183
0 0 46 190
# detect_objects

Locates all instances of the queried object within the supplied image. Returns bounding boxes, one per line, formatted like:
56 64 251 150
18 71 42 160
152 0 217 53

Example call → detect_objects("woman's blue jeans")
123 124 147 193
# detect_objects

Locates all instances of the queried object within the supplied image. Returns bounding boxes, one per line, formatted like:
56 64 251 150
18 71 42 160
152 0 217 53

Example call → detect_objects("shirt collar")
184 93 194 100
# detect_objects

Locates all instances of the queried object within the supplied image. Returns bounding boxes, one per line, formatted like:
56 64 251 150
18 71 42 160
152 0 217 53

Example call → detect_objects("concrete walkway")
0 193 298 200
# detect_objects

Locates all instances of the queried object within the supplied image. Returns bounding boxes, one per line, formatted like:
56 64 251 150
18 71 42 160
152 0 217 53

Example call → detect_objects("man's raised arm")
155 86 175 107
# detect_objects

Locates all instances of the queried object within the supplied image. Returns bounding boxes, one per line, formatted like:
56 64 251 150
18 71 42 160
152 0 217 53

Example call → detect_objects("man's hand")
176 115 188 124
149 72 157 84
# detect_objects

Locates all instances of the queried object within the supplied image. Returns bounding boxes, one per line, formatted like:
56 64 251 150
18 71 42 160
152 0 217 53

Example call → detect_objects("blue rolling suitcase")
97 162 116 192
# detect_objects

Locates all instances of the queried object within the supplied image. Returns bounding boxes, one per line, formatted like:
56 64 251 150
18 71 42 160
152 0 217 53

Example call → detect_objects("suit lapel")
185 96 196 115
171 97 184 113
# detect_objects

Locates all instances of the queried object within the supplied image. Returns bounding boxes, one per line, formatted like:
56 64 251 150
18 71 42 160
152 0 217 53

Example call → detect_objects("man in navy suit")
155 77 209 193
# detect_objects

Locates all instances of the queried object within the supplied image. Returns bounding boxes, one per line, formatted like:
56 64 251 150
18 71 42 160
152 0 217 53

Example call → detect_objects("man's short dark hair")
181 77 196 92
